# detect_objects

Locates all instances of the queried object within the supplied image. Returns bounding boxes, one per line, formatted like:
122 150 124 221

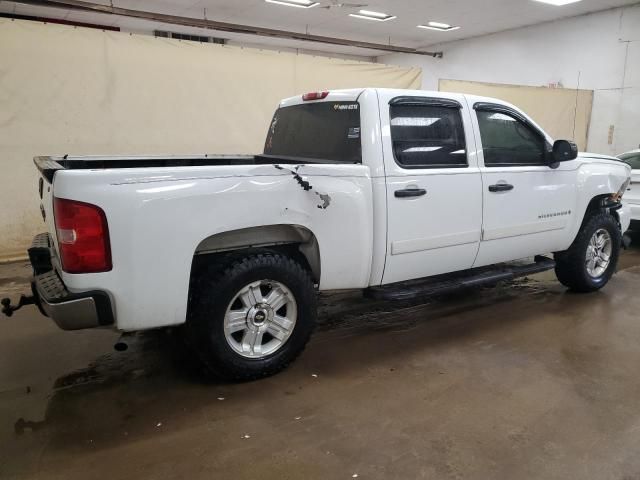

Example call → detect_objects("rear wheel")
223 279 298 359
187 252 316 381
554 212 621 292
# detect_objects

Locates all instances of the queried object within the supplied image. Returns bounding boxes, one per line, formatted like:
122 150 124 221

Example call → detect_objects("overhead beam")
14 0 443 57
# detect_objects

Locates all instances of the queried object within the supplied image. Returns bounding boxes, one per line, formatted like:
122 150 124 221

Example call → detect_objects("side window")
390 105 467 168
476 110 546 167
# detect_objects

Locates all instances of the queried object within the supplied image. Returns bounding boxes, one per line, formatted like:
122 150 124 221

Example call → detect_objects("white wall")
380 4 640 156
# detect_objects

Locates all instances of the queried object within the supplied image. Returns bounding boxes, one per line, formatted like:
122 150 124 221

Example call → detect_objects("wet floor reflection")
1 238 640 479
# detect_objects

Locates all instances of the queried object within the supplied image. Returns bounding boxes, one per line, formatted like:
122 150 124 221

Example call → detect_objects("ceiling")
1 0 637 57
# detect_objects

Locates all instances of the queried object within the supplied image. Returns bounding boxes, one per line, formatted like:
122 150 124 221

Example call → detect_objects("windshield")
264 101 361 163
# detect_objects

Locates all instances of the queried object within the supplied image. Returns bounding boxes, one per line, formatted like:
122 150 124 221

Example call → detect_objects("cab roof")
279 88 519 111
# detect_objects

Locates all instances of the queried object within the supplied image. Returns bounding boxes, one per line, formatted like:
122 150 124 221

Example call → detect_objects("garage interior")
1 0 640 479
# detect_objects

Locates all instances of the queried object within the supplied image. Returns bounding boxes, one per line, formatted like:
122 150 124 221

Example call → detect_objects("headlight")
611 177 631 202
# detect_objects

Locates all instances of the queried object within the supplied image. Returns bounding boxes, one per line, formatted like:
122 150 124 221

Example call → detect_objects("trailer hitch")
1 295 35 317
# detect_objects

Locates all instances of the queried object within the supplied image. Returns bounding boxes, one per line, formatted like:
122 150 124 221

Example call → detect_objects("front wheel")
187 252 317 381
554 212 621 292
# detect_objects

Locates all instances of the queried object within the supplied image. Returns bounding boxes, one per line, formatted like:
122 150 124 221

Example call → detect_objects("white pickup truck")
3 88 632 380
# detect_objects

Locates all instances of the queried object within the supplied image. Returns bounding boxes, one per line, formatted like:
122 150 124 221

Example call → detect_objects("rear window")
264 101 361 163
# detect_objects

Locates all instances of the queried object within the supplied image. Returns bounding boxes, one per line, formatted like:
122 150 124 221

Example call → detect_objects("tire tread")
554 212 621 292
187 251 316 381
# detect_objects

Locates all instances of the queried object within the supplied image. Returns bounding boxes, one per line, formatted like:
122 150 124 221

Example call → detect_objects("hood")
577 152 631 176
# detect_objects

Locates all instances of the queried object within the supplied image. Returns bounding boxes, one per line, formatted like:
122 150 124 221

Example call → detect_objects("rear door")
378 92 483 284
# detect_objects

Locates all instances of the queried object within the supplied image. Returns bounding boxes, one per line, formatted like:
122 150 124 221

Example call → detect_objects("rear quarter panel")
52 164 373 330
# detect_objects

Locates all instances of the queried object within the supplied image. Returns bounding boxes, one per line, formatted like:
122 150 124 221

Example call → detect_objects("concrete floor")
2 239 640 480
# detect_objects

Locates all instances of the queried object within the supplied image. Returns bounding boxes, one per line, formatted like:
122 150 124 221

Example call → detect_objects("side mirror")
551 140 578 166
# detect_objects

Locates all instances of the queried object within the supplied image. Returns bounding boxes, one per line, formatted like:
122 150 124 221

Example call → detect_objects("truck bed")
34 154 351 182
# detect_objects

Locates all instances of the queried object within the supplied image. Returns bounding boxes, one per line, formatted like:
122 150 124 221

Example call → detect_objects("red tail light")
302 91 329 101
54 197 112 273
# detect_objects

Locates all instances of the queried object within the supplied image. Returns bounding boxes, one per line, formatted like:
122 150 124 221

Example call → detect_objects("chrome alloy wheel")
586 228 612 278
223 280 297 359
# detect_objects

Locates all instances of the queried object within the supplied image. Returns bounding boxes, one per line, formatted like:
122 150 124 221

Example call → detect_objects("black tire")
554 212 621 292
186 252 316 381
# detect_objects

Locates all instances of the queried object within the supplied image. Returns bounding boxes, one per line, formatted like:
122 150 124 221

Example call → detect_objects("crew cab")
3 88 632 380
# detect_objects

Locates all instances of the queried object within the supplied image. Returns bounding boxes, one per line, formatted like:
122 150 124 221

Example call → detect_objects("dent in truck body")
273 164 333 209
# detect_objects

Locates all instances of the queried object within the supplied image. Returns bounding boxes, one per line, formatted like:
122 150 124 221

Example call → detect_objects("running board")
365 256 556 301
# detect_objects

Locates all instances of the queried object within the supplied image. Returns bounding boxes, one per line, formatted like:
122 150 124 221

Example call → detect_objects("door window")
390 105 467 169
476 110 546 167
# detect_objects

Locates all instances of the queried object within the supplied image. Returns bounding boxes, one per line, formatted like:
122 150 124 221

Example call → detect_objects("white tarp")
0 19 421 259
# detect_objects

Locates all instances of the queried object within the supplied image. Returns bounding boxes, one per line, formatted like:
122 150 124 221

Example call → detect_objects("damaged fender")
274 164 332 209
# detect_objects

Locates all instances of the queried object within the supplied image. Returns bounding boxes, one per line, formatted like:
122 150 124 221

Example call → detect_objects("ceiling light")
265 0 319 8
349 10 396 22
417 21 460 32
531 0 582 5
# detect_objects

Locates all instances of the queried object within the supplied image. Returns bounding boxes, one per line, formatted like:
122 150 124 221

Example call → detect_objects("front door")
472 104 577 267
380 93 483 285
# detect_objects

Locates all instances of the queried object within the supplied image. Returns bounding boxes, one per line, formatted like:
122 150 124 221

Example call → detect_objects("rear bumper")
29 233 114 330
